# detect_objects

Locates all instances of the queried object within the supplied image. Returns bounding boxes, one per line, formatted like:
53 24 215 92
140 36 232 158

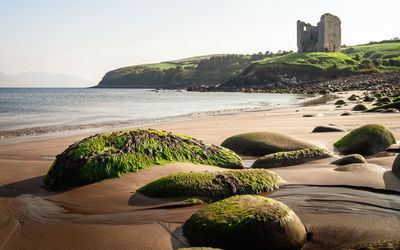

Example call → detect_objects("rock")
348 94 359 101
383 108 400 113
312 125 346 132
334 99 346 105
349 240 400 250
352 104 368 111
251 148 331 168
334 124 396 155
183 195 307 250
138 169 284 200
44 129 244 190
392 154 400 179
363 96 375 102
302 114 315 117
331 154 367 165
341 112 352 116
386 144 400 153
334 163 367 171
221 131 317 156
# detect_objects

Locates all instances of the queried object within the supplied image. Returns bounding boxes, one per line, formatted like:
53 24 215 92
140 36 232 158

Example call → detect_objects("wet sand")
1 91 400 249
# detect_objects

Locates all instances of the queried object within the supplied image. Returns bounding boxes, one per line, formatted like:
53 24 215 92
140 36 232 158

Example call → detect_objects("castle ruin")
297 13 341 53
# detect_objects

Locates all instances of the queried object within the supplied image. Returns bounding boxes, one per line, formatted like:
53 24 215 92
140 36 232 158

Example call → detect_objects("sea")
0 88 310 143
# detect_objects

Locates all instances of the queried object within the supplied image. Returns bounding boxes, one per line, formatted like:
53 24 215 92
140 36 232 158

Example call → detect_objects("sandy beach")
1 91 400 250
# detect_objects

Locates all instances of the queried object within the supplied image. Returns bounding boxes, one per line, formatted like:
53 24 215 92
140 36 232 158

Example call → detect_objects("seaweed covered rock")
138 169 284 200
331 154 367 165
334 124 396 155
352 104 368 111
312 125 346 133
221 131 316 156
251 148 331 169
392 154 400 179
183 195 307 250
365 101 400 112
349 240 400 250
335 99 347 105
44 129 244 189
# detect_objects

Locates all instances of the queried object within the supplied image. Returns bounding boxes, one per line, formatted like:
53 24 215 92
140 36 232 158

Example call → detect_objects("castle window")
303 26 306 32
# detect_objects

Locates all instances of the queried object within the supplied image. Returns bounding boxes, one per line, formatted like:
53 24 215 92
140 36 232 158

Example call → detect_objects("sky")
0 0 399 84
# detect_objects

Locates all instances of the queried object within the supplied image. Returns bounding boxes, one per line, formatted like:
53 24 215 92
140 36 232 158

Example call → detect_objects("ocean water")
0 88 308 142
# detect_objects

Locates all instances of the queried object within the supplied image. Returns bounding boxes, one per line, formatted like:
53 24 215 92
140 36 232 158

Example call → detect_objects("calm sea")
0 88 308 142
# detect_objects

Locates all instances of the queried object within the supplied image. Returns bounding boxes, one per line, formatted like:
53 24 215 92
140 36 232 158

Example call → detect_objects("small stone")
331 154 367 165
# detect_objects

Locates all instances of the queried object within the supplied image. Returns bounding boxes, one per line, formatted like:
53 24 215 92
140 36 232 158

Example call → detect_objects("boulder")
352 104 368 111
183 195 307 250
331 154 367 165
138 169 284 200
44 129 244 189
348 94 359 101
221 131 316 156
334 124 396 155
334 163 367 172
251 148 331 168
392 154 400 179
334 99 346 105
341 112 352 116
312 125 346 133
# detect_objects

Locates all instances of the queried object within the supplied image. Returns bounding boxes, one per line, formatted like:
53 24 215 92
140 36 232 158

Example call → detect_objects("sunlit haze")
1 0 399 84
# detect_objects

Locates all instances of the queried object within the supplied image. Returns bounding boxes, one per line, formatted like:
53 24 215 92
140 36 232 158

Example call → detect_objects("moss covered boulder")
138 169 284 200
334 124 396 155
331 154 367 165
392 154 400 179
352 104 368 111
365 101 400 112
44 129 243 189
221 131 316 156
183 195 307 250
251 148 331 169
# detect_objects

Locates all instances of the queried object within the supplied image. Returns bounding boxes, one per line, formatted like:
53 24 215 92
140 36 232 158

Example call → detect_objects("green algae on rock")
44 129 244 189
138 169 284 201
365 101 400 112
221 131 316 156
251 148 331 169
183 195 307 250
334 124 396 155
352 104 368 111
335 99 347 105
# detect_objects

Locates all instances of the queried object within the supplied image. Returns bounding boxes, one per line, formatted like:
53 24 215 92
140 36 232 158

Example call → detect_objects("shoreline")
1 90 400 249
0 92 312 144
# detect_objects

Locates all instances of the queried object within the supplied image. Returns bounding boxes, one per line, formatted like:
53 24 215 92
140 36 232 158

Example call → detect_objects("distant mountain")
0 72 94 88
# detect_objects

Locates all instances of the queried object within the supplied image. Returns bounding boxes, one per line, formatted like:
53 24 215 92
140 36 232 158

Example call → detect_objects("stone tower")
297 13 341 52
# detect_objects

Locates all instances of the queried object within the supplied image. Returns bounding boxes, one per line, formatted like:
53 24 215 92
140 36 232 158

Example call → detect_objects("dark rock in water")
221 131 316 156
138 169 284 200
386 144 400 153
392 154 400 179
312 125 346 132
331 154 367 165
44 129 244 190
334 124 396 155
183 195 307 250
352 104 368 111
251 148 331 168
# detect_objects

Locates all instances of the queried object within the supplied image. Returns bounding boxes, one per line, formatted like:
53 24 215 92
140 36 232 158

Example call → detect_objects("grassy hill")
222 42 400 88
96 41 400 89
95 52 289 88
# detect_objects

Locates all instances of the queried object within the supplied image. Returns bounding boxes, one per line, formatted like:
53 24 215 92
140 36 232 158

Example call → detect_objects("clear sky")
1 0 399 84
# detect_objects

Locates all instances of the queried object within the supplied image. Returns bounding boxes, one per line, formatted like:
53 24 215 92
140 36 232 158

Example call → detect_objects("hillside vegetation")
96 52 290 88
96 41 400 89
222 42 400 88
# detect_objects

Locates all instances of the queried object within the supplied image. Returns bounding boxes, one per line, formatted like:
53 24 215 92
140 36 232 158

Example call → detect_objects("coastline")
1 90 400 249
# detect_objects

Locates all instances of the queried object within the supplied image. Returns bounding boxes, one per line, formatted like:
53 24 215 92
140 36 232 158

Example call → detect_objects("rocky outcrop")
221 131 316 156
44 129 243 189
138 169 284 200
183 195 307 250
334 124 396 155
